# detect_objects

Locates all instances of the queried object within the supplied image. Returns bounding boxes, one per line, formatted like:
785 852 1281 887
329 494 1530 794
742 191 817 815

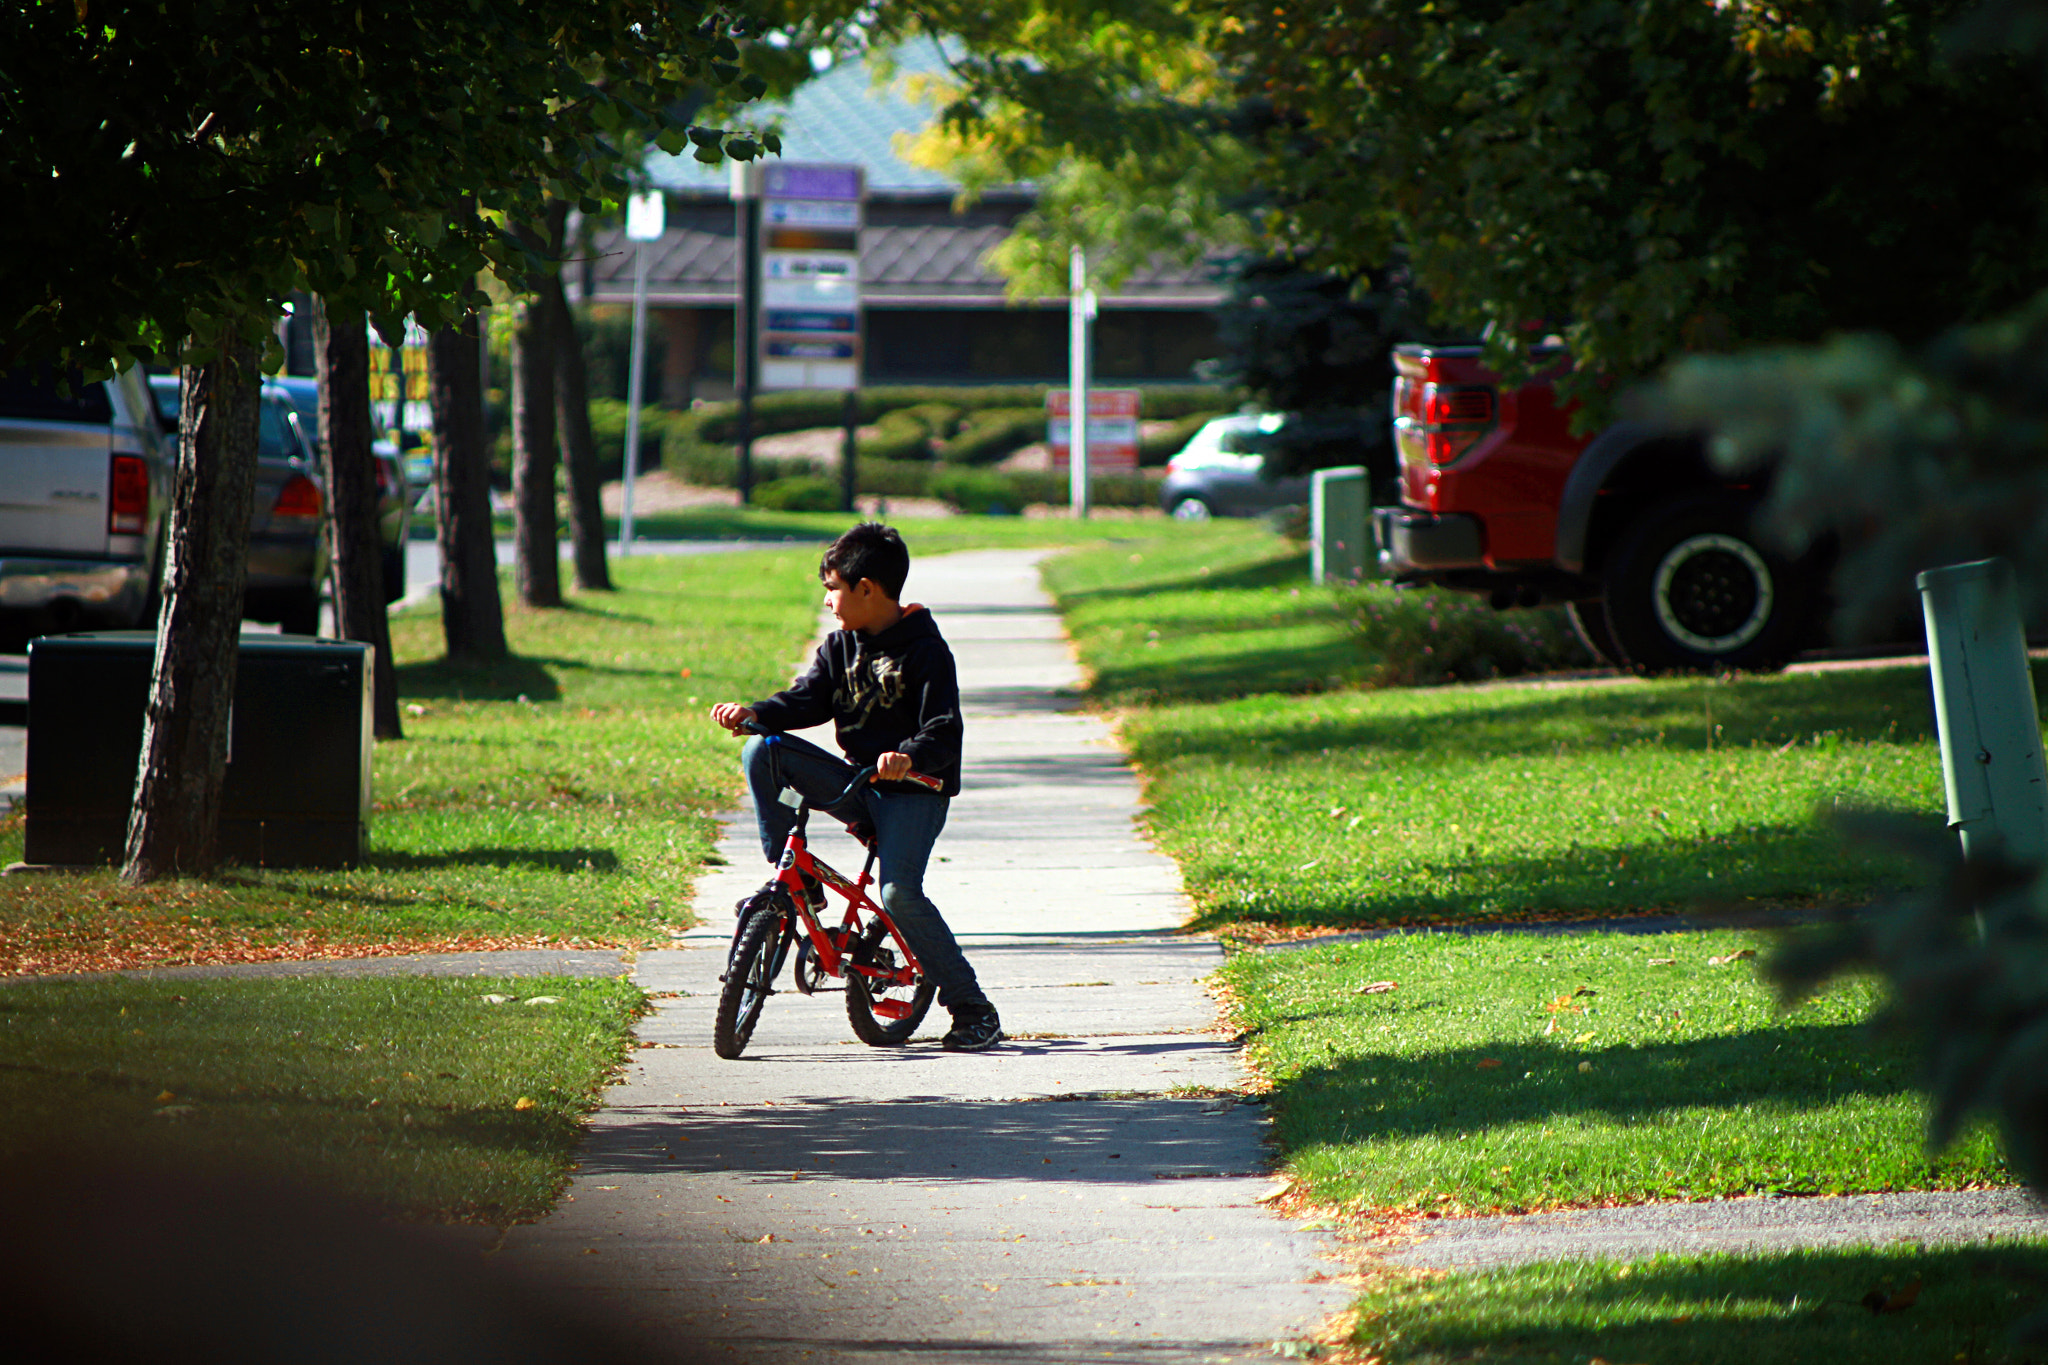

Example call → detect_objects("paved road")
493 550 1349 1364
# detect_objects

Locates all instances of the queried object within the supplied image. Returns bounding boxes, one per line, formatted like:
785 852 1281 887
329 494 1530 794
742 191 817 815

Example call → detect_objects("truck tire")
1601 494 1814 674
1564 600 1620 666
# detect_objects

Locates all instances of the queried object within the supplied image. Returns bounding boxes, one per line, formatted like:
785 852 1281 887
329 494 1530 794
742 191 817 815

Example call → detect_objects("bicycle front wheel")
845 931 936 1047
715 900 790 1059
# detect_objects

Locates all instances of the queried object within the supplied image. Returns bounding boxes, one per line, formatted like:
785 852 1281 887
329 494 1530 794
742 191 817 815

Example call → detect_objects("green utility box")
24 632 372 868
1311 466 1370 584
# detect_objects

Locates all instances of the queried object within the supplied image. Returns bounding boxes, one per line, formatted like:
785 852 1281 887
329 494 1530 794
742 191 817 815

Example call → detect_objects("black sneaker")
941 1002 1003 1052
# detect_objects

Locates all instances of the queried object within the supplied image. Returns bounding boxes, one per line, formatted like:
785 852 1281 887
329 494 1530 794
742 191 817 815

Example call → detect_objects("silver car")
1158 414 1313 520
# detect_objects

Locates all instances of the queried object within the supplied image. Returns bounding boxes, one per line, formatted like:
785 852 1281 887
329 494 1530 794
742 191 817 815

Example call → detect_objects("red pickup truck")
1371 343 1826 673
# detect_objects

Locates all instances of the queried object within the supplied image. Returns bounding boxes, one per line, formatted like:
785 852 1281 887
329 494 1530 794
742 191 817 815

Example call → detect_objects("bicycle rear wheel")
845 924 935 1046
715 899 790 1059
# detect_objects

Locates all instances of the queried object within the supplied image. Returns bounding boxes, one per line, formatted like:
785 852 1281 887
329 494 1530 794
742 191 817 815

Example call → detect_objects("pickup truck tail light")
1420 384 1496 465
272 473 324 521
108 454 149 534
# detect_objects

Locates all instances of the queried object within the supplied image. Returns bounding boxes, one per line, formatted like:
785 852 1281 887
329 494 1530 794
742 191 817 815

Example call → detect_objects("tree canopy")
1 0 774 370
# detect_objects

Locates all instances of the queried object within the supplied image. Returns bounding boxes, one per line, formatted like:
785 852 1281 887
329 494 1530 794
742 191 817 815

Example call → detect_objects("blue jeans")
741 733 987 1012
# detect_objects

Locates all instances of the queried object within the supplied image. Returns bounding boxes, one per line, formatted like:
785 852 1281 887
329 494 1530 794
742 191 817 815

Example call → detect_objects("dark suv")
148 375 327 633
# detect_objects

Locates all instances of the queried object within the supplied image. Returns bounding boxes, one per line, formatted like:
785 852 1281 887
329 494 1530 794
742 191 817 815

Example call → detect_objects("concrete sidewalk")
496 550 1348 1363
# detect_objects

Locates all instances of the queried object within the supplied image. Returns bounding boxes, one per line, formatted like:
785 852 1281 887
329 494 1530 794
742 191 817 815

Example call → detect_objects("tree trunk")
122 335 261 883
551 272 612 592
313 297 402 740
427 315 508 661
511 218 562 608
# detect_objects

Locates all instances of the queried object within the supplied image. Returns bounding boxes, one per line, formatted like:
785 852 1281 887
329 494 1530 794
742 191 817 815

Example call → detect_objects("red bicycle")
713 756 943 1059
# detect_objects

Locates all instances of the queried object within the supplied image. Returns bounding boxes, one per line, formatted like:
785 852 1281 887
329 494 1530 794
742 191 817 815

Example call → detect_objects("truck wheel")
1602 495 1814 674
1564 600 1620 666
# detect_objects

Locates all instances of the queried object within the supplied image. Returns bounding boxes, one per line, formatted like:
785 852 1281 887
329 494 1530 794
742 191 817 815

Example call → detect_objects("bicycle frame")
764 759 942 1017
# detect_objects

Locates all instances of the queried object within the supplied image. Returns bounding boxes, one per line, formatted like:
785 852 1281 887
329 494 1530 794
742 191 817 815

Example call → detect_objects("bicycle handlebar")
734 719 944 798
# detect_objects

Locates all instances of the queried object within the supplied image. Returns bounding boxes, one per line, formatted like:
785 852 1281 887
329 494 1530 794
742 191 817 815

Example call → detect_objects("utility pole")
619 190 665 555
732 161 760 505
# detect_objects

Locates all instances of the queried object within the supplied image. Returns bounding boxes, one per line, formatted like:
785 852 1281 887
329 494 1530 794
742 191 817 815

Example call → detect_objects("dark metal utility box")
24 632 372 868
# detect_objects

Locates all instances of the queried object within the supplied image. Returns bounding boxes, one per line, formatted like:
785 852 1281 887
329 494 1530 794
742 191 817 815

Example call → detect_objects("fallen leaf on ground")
524 996 563 1005
1477 1058 1504 1070
482 993 514 1004
514 1096 536 1111
1647 957 1676 967
1356 981 1397 995
1708 949 1758 966
1255 1181 1293 1203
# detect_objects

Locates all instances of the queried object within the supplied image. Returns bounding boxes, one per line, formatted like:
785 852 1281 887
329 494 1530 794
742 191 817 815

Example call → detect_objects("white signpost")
754 163 864 392
619 190 665 555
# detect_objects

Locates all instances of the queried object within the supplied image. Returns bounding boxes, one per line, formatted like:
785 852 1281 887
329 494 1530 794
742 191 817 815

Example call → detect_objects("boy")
709 522 1002 1051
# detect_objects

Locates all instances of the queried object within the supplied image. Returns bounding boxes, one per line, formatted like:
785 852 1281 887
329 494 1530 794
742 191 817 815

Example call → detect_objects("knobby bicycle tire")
845 930 935 1046
714 901 789 1059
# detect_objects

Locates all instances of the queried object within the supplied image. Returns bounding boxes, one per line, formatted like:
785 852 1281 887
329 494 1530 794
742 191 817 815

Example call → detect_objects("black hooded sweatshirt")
748 606 964 796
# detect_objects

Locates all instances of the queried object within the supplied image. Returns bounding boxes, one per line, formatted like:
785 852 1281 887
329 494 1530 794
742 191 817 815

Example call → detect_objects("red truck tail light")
108 454 148 534
1419 383 1497 465
272 473 323 520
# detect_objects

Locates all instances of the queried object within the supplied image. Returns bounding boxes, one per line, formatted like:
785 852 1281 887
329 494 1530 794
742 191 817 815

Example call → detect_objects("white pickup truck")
0 366 169 648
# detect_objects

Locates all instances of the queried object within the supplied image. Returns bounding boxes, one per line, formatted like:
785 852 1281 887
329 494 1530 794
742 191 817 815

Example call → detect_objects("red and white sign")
1046 390 1141 473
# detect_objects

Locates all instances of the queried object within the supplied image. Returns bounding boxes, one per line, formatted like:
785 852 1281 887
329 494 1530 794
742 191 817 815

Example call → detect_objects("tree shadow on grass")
1185 822 1919 933
1135 663 1945 765
1360 1243 2048 1365
1089 630 1366 706
1271 1021 1913 1146
396 654 561 702
365 847 622 874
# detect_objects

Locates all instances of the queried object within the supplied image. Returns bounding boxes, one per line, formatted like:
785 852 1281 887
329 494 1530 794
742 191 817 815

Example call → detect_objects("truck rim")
1652 532 1774 654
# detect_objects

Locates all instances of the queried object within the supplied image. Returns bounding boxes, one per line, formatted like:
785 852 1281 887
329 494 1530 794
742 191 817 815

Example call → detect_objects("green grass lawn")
1044 527 1948 931
1350 1245 2048 1365
1223 932 2005 1213
1 513 1180 974
0 973 641 1221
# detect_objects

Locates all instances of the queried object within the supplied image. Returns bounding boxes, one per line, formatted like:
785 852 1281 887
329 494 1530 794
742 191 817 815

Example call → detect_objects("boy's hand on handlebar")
874 751 913 782
711 703 756 734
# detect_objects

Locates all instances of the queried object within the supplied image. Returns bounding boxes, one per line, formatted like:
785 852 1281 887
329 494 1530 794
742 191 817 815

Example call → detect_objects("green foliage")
0 975 644 1220
1 2 770 371
1222 932 2005 1212
929 468 1023 516
938 406 1044 465
751 475 841 511
1645 288 2048 639
584 398 666 483
1214 0 2048 419
858 407 944 462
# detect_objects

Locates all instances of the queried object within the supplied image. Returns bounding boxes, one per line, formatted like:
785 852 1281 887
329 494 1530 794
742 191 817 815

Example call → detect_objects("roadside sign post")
619 190 665 556
1067 246 1096 518
1047 388 1139 502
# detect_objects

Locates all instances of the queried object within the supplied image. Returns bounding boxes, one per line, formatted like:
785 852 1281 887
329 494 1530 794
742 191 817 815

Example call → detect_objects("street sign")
625 191 666 242
755 163 863 391
371 318 432 437
1047 390 1140 473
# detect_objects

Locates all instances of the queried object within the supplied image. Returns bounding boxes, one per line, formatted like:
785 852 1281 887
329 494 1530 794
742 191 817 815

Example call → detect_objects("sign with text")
1046 389 1141 473
757 163 863 390
370 317 432 436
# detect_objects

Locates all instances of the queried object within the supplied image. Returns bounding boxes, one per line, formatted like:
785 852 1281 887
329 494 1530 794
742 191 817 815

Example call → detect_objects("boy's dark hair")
820 522 910 600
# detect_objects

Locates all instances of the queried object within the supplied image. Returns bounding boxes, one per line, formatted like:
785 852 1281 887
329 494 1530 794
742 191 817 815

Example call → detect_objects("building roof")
648 38 970 198
600 39 1225 311
575 212 1223 311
